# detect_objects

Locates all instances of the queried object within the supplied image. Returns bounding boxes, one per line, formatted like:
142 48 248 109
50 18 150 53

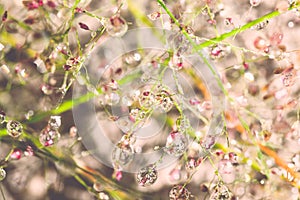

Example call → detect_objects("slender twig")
0 184 6 200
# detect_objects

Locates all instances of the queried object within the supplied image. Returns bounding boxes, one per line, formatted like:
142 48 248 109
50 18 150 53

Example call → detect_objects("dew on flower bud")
0 168 6 181
148 12 161 20
106 15 128 37
288 21 295 28
224 18 233 26
11 148 22 160
185 157 202 171
130 108 147 122
252 20 269 30
169 54 184 70
165 131 188 157
169 185 191 200
210 44 229 60
207 19 217 25
105 92 120 105
116 116 134 133
122 96 133 106
169 168 181 182
48 116 61 130
69 126 78 137
210 184 232 200
228 152 239 165
218 159 234 174
6 120 23 138
189 98 201 105
113 169 123 181
253 37 268 50
124 52 141 66
281 67 295 87
202 135 216 149
168 33 190 55
98 192 110 200
0 110 6 123
139 90 155 108
250 0 261 7
41 84 53 95
39 126 61 147
137 164 158 186
111 141 134 167
93 181 103 192
24 145 34 156
155 90 174 112
270 32 283 46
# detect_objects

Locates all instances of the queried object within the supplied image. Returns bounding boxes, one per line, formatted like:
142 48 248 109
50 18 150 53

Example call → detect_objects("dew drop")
168 33 190 55
155 90 174 113
139 90 155 108
0 111 6 124
250 0 261 7
169 168 181 182
122 96 133 106
69 126 78 137
169 185 191 200
98 192 110 200
111 141 134 167
11 148 22 160
189 98 201 106
116 117 134 133
288 21 295 28
24 145 34 156
252 20 269 30
169 54 184 70
270 32 283 46
253 36 268 50
39 126 61 147
147 12 161 20
105 92 120 105
165 131 188 157
281 69 295 87
106 15 128 37
210 184 232 200
224 18 233 26
0 168 6 181
218 159 234 174
93 181 103 192
6 120 23 138
136 164 158 186
185 157 202 171
41 84 53 95
48 116 61 130
114 169 123 181
202 135 216 149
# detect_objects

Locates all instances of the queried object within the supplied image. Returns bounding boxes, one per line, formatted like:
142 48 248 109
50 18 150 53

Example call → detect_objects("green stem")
157 0 229 98
197 10 281 49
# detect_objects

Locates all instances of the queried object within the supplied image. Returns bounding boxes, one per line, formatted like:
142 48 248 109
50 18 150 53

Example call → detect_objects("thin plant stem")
0 184 6 200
